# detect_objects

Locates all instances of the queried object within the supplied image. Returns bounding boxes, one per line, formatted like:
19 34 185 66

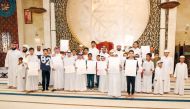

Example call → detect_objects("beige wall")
176 0 190 45
18 0 44 48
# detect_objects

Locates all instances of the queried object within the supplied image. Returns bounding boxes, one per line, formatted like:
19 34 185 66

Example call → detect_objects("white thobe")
16 63 26 91
35 50 43 83
75 59 87 91
161 56 173 92
64 56 76 91
121 57 127 91
142 60 154 93
135 58 143 92
51 54 64 89
5 49 22 87
108 57 121 97
89 47 99 61
83 55 88 60
174 63 188 95
97 61 108 92
25 55 40 91
154 67 164 94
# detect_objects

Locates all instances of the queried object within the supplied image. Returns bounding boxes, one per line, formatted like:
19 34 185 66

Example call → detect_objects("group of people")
5 41 188 98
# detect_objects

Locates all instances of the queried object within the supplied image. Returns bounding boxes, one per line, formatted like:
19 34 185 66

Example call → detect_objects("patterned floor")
0 78 189 109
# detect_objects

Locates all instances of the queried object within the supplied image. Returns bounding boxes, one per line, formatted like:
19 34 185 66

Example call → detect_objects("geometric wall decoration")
138 0 161 51
0 0 18 67
52 0 160 51
51 0 80 49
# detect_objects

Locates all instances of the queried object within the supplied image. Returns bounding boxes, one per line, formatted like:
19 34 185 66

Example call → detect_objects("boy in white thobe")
51 47 64 91
97 56 108 92
154 61 164 95
142 53 154 93
75 54 87 91
174 56 188 95
5 42 22 88
64 51 76 91
16 57 26 91
108 50 121 97
25 48 40 92
161 50 173 93
135 54 143 93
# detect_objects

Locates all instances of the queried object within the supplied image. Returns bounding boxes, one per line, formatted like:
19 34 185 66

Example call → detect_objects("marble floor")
0 78 189 109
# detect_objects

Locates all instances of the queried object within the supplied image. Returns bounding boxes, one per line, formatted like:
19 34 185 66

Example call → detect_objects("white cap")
79 45 83 47
67 50 71 53
180 55 185 58
109 49 115 53
164 49 170 53
157 60 163 64
23 44 29 49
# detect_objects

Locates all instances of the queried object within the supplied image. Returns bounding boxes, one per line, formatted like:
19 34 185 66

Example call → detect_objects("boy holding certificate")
25 48 40 93
64 51 76 91
97 56 108 92
75 54 87 91
125 50 138 98
142 53 154 93
86 53 97 89
108 50 121 97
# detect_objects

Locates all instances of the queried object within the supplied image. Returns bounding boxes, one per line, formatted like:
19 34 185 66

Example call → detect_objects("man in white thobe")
35 45 43 84
5 42 22 88
51 47 64 91
107 50 121 97
21 44 29 62
64 51 76 91
130 41 142 57
25 48 40 92
161 50 174 93
174 56 188 95
99 46 109 60
89 41 99 61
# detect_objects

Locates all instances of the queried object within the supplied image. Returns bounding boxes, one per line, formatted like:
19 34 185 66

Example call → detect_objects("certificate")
141 46 150 59
124 60 137 76
64 66 75 73
27 62 39 76
97 61 107 75
60 40 69 52
76 60 87 74
86 61 96 74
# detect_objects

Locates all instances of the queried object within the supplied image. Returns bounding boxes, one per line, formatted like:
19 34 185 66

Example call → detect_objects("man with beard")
22 45 29 62
115 45 124 60
5 42 22 89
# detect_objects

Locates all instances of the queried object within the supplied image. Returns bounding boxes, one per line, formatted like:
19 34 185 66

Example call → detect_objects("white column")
168 0 177 58
50 2 56 50
16 0 25 46
43 0 51 48
159 0 166 56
